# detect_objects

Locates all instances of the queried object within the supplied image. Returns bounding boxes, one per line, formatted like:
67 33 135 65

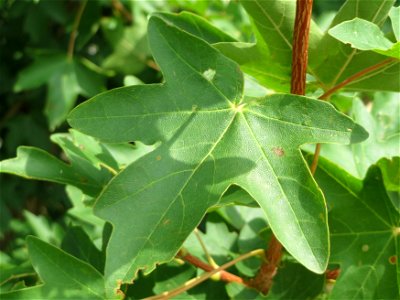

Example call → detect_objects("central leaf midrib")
118 111 238 282
241 111 323 269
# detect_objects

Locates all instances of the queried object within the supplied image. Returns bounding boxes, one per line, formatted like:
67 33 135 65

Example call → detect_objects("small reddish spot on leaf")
156 155 162 161
272 147 285 157
389 255 397 265
163 219 171 225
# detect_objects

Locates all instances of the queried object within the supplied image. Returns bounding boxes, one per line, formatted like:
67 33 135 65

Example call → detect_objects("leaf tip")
349 123 369 144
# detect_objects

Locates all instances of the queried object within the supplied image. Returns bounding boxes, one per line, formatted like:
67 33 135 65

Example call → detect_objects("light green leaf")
68 14 368 296
0 236 105 299
315 158 400 299
101 15 150 75
23 211 64 245
153 11 237 44
0 129 154 197
351 98 400 178
304 93 400 179
217 0 322 92
13 54 68 92
389 6 400 41
309 0 400 92
329 18 400 59
0 147 103 196
377 157 400 213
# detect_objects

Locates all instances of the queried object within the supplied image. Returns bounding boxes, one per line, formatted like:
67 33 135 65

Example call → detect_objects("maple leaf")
68 14 367 296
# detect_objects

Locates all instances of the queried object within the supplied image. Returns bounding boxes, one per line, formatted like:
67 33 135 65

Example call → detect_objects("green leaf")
304 93 400 179
23 211 64 245
377 157 400 212
0 236 105 299
0 129 155 197
14 53 105 129
309 0 400 92
213 0 322 92
0 147 103 196
389 6 400 41
226 261 324 299
315 158 400 299
68 14 368 296
153 11 237 44
101 16 150 75
351 98 400 178
329 18 400 59
61 226 105 273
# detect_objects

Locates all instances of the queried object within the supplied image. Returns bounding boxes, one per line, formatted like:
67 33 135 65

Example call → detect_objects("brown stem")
111 0 133 24
249 0 314 294
177 251 247 285
67 0 88 60
309 143 321 175
326 268 341 280
319 58 396 100
309 57 396 173
146 249 264 300
248 235 283 294
290 0 314 95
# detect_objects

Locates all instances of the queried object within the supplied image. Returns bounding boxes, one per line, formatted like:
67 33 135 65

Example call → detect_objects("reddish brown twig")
309 58 396 174
290 0 314 95
111 0 133 24
248 0 315 294
248 235 283 293
67 0 87 60
177 251 248 285
319 58 396 100
326 268 341 280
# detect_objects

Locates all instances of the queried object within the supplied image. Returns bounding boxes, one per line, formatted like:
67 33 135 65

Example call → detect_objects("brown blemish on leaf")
272 147 285 157
156 155 161 161
389 255 397 265
318 213 325 222
163 219 171 226
361 244 369 252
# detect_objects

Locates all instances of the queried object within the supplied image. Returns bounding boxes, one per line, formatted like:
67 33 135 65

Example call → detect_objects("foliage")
0 0 399 299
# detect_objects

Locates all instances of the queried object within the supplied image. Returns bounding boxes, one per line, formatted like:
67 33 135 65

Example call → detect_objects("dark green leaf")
68 14 368 296
61 226 104 273
315 158 400 299
0 236 105 299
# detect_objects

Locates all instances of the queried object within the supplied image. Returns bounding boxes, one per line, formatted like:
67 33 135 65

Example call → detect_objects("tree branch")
290 0 314 95
250 0 314 294
177 250 247 285
67 0 88 60
111 0 133 24
319 58 396 100
309 58 397 174
145 249 264 300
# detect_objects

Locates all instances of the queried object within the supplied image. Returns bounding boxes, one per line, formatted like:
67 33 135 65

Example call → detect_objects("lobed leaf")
68 14 368 297
0 236 105 299
329 18 400 59
309 0 400 92
315 158 400 299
